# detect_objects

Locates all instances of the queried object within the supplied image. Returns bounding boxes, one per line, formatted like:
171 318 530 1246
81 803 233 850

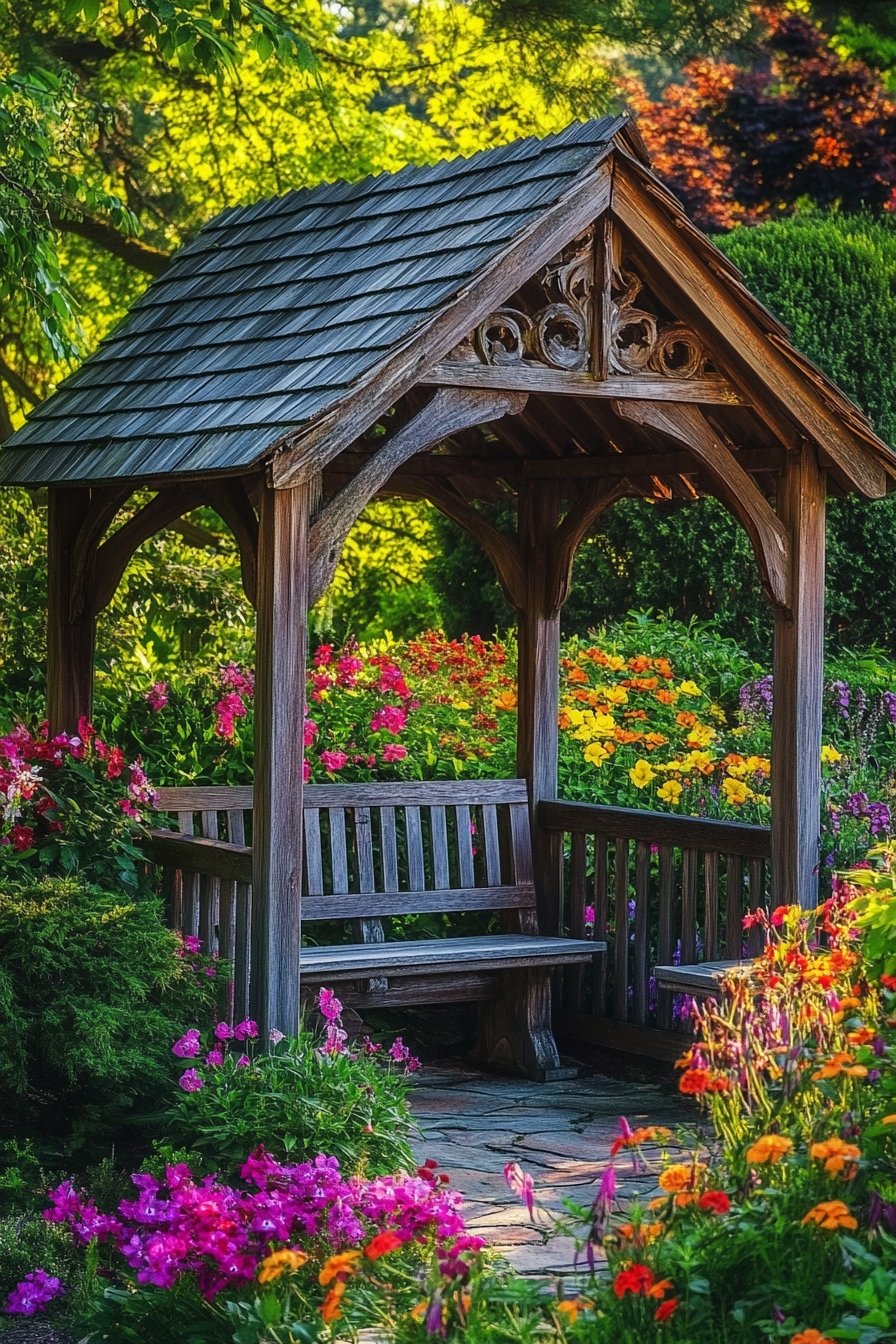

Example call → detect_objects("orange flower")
809 1138 861 1179
812 1052 869 1081
655 689 678 705
654 1298 680 1323
647 1277 674 1299
658 1162 707 1193
846 1027 876 1046
746 1134 793 1165
364 1231 404 1260
555 1299 593 1323
801 1200 858 1231
320 1281 347 1322
567 666 588 683
319 1250 363 1285
676 710 698 728
494 691 517 711
257 1248 309 1284
791 1332 836 1344
610 1125 672 1154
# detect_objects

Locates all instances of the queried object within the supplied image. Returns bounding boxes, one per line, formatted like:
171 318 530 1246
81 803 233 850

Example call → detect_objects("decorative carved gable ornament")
444 228 716 383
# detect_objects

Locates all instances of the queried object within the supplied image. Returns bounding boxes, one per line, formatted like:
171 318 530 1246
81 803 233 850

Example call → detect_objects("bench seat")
301 934 603 979
654 959 749 998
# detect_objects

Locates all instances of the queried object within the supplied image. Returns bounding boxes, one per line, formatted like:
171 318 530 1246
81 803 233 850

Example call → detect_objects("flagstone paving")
409 1063 694 1280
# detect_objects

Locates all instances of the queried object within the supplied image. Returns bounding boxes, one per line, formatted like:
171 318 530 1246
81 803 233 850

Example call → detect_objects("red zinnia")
654 1298 680 1322
613 1263 654 1297
698 1190 731 1215
363 1231 404 1260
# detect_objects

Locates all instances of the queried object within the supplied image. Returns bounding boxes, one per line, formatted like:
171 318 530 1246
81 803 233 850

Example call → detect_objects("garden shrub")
0 876 219 1159
163 994 418 1178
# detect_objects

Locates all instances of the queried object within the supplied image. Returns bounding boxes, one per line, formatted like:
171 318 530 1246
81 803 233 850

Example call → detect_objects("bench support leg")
474 968 570 1082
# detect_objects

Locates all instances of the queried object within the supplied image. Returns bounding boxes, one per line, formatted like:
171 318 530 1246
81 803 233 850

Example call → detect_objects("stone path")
409 1063 693 1280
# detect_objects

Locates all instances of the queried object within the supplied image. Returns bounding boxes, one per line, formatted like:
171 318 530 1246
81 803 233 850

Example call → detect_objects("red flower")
363 1231 404 1260
698 1190 730 1215
613 1263 654 1297
882 974 896 992
679 1068 709 1094
9 824 34 852
654 1298 680 1322
105 746 125 779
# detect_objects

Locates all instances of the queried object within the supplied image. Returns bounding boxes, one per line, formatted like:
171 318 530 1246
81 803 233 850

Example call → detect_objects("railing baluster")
680 849 698 965
703 851 720 961
725 855 744 958
594 833 609 1017
613 837 629 1021
565 830 587 1012
632 840 651 1025
656 843 674 1030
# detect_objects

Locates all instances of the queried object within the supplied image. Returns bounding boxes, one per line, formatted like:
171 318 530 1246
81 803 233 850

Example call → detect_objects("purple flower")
213 1022 234 1041
503 1162 535 1218
739 675 773 718
883 690 896 725
236 1054 250 1067
172 1030 201 1059
233 1019 258 1041
205 1049 224 1067
177 1069 204 1092
269 1028 285 1045
5 1270 65 1316
317 988 343 1023
181 934 202 954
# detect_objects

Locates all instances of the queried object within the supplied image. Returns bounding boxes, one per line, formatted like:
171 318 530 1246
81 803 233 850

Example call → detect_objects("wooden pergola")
2 117 894 1044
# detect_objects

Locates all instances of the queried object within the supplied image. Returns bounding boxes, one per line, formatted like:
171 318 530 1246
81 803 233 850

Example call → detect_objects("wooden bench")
149 778 604 1081
654 959 750 999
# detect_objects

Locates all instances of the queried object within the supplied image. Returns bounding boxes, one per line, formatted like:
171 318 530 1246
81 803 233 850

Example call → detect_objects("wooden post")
516 484 562 934
47 486 96 732
771 446 826 909
250 476 312 1039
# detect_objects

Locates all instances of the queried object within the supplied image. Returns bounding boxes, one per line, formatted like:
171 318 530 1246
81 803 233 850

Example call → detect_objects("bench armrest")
145 828 253 883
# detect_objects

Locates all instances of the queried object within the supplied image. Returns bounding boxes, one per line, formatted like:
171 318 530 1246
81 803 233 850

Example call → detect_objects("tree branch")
53 214 172 276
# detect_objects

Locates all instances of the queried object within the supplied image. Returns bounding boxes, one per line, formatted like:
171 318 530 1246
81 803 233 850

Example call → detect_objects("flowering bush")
163 992 419 1179
0 880 220 1159
0 718 158 892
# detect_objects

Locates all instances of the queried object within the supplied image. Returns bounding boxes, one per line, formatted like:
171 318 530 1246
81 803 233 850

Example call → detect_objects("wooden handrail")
146 828 252 882
537 799 771 859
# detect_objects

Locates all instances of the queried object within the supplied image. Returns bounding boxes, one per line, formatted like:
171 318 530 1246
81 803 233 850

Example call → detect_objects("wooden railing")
537 800 771 1059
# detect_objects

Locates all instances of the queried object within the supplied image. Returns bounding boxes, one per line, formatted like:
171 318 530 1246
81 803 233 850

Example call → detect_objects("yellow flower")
583 742 611 768
657 779 683 804
493 691 517 712
606 654 626 672
746 1134 793 1165
801 1200 857 1232
565 707 585 727
257 1248 309 1284
686 723 716 748
319 1250 363 1286
682 750 715 774
722 777 751 806
630 759 655 789
821 744 842 764
744 755 771 775
605 686 629 705
678 680 703 697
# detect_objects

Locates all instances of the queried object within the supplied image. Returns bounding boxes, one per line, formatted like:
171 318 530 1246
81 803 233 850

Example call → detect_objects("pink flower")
5 1269 65 1316
214 692 247 740
503 1163 535 1218
213 1022 234 1041
177 1069 204 1092
317 988 343 1023
303 759 311 783
313 644 333 666
204 1049 224 1067
320 750 348 773
233 1019 258 1041
181 935 202 954
269 1029 285 1045
146 682 169 712
236 1054 250 1067
172 1030 201 1059
303 718 318 746
337 655 363 686
77 716 94 742
382 743 408 763
105 746 125 779
219 663 254 697
369 705 407 735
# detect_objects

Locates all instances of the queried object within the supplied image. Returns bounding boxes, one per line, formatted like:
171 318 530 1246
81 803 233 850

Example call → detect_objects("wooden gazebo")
3 117 894 1058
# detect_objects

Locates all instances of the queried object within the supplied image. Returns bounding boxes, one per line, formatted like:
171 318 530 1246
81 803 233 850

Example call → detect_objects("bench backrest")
153 779 537 937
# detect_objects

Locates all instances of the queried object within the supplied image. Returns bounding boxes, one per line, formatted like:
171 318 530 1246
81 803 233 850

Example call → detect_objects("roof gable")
0 117 628 486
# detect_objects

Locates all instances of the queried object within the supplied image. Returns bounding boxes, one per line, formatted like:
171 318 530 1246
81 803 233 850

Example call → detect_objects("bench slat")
304 810 324 896
380 807 399 892
405 806 425 890
431 807 450 889
303 883 536 921
654 959 748 996
455 803 475 888
300 934 604 978
482 804 502 886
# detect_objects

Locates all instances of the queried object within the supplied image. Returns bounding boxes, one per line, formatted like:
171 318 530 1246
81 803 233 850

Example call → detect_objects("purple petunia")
178 1069 204 1092
233 1019 258 1041
5 1269 65 1316
171 1029 201 1059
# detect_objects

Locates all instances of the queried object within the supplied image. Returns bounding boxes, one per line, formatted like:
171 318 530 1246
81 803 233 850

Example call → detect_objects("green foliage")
164 1030 416 1178
0 876 220 1158
0 1208 79 1304
846 843 896 980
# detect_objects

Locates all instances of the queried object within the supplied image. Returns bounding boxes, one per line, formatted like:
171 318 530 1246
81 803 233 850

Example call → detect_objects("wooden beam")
69 485 133 620
546 479 628 614
614 400 791 610
409 478 525 607
304 387 526 604
47 486 96 732
269 156 614 482
612 156 889 498
92 484 207 613
206 479 259 607
251 477 312 1038
771 447 826 909
420 363 745 404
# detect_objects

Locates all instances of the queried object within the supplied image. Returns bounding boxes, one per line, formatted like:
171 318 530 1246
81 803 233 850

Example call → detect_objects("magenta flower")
382 743 408 763
204 1049 224 1067
213 1022 234 1041
369 705 408 735
317 988 343 1023
503 1162 535 1218
303 718 318 746
178 1069 204 1092
320 749 348 773
584 904 596 929
269 1028 285 1045
145 682 168 712
171 1030 201 1059
233 1019 258 1041
236 1054 250 1067
181 935 202 954
5 1269 65 1316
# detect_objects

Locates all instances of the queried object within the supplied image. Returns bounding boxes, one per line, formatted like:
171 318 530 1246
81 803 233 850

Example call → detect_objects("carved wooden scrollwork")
609 267 714 379
451 230 594 373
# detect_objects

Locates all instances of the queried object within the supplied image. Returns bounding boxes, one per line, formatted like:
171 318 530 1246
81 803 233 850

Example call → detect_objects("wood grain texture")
47 486 96 731
538 799 771 857
772 446 826 908
298 934 601 977
250 478 311 1038
614 400 791 609
421 363 745 403
305 387 526 601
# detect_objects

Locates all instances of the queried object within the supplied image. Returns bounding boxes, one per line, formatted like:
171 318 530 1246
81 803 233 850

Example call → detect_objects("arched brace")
544 478 630 615
405 477 525 609
307 386 528 605
69 485 135 620
91 485 210 614
205 480 259 607
613 399 792 612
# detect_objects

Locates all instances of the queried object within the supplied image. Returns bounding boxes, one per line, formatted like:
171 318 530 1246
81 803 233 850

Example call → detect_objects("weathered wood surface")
421 362 745 404
654 959 750 996
250 478 310 1038
47 486 96 731
772 446 826 908
300 934 601 977
538 799 771 857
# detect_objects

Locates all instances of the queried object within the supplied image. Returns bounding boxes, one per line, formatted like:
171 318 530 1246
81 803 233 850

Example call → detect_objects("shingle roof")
0 117 628 486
